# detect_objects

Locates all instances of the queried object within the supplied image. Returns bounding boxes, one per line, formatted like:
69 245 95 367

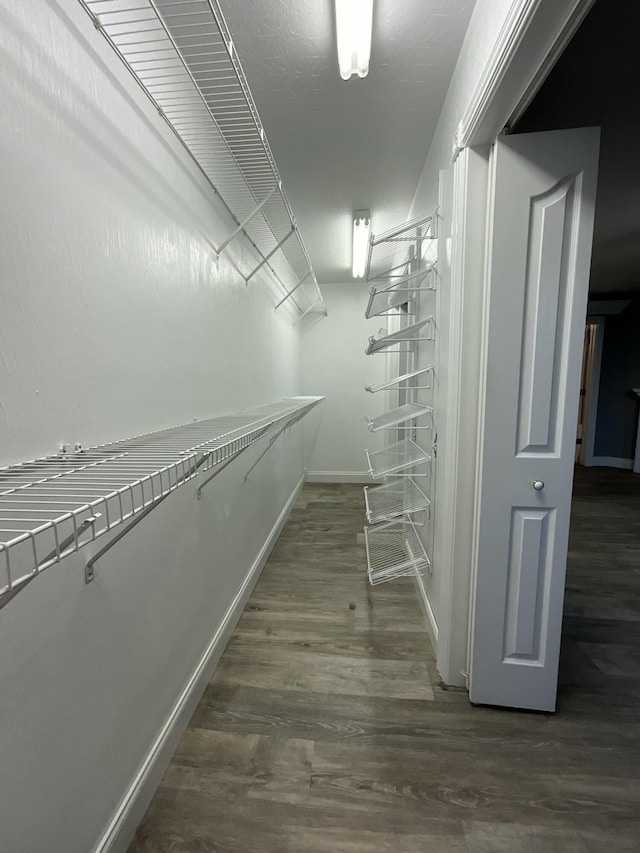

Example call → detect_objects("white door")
469 127 600 712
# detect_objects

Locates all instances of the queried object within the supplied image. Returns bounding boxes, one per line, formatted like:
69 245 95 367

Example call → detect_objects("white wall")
0 2 308 851
302 282 386 482
410 0 514 215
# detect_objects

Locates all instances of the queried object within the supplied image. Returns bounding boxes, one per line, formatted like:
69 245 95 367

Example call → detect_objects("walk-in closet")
2 1 640 851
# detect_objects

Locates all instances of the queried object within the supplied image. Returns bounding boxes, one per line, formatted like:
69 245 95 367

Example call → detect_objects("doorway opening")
576 319 604 466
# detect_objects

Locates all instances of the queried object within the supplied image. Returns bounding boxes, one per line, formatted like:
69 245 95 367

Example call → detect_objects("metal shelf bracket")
275 272 312 310
216 184 280 255
245 227 296 282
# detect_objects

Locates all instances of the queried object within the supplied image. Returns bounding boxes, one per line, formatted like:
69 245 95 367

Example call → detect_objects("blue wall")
594 301 640 460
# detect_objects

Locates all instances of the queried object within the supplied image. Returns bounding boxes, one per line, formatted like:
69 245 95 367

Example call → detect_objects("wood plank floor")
129 474 640 852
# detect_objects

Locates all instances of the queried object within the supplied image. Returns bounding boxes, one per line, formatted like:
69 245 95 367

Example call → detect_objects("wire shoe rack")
365 438 431 479
364 478 431 525
364 519 430 585
78 0 325 318
366 212 437 284
0 396 322 606
365 317 435 355
365 264 437 319
365 366 434 394
361 210 438 585
365 403 433 433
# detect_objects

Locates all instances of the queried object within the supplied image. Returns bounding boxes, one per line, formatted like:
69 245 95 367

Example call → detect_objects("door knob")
532 480 544 491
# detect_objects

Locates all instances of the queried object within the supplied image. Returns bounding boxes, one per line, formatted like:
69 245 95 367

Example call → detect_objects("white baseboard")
413 573 438 651
96 474 305 853
589 456 633 470
305 470 378 484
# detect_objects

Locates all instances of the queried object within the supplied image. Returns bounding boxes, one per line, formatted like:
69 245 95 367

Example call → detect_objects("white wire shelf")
365 438 431 478
0 396 322 605
79 0 325 318
365 404 433 433
365 366 434 394
365 317 434 355
364 478 431 524
366 212 437 284
364 519 430 585
364 264 436 319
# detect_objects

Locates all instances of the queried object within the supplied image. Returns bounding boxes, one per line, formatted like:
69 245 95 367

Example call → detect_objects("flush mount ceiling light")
352 211 371 278
335 0 374 80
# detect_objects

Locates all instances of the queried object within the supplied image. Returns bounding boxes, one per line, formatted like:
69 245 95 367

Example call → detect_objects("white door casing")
469 127 600 712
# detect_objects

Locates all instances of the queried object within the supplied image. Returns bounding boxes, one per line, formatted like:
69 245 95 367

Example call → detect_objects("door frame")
436 0 596 687
581 316 605 466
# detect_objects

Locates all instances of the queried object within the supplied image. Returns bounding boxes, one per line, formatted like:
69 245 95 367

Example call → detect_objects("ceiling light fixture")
352 211 371 278
335 0 373 80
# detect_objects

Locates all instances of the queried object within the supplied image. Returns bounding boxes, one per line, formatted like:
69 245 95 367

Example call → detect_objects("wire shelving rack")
365 403 433 433
365 366 434 394
364 478 431 525
364 264 436 319
365 438 431 479
0 396 322 606
366 213 437 285
365 317 434 355
78 0 325 319
364 519 430 585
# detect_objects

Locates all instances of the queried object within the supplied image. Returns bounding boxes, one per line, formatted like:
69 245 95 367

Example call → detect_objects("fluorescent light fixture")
352 211 371 278
335 0 373 80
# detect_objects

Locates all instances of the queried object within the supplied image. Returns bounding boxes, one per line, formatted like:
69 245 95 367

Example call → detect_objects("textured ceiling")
218 0 475 283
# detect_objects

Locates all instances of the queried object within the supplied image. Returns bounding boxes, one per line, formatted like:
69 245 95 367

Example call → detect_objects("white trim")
634 400 640 474
506 1 595 128
453 0 595 160
305 470 379 484
433 148 489 688
468 142 499 695
413 573 439 649
581 317 605 467
433 156 465 684
453 0 541 159
94 474 305 853
589 457 634 471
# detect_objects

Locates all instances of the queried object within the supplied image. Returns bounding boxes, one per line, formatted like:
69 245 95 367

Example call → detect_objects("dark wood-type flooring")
129 470 640 852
